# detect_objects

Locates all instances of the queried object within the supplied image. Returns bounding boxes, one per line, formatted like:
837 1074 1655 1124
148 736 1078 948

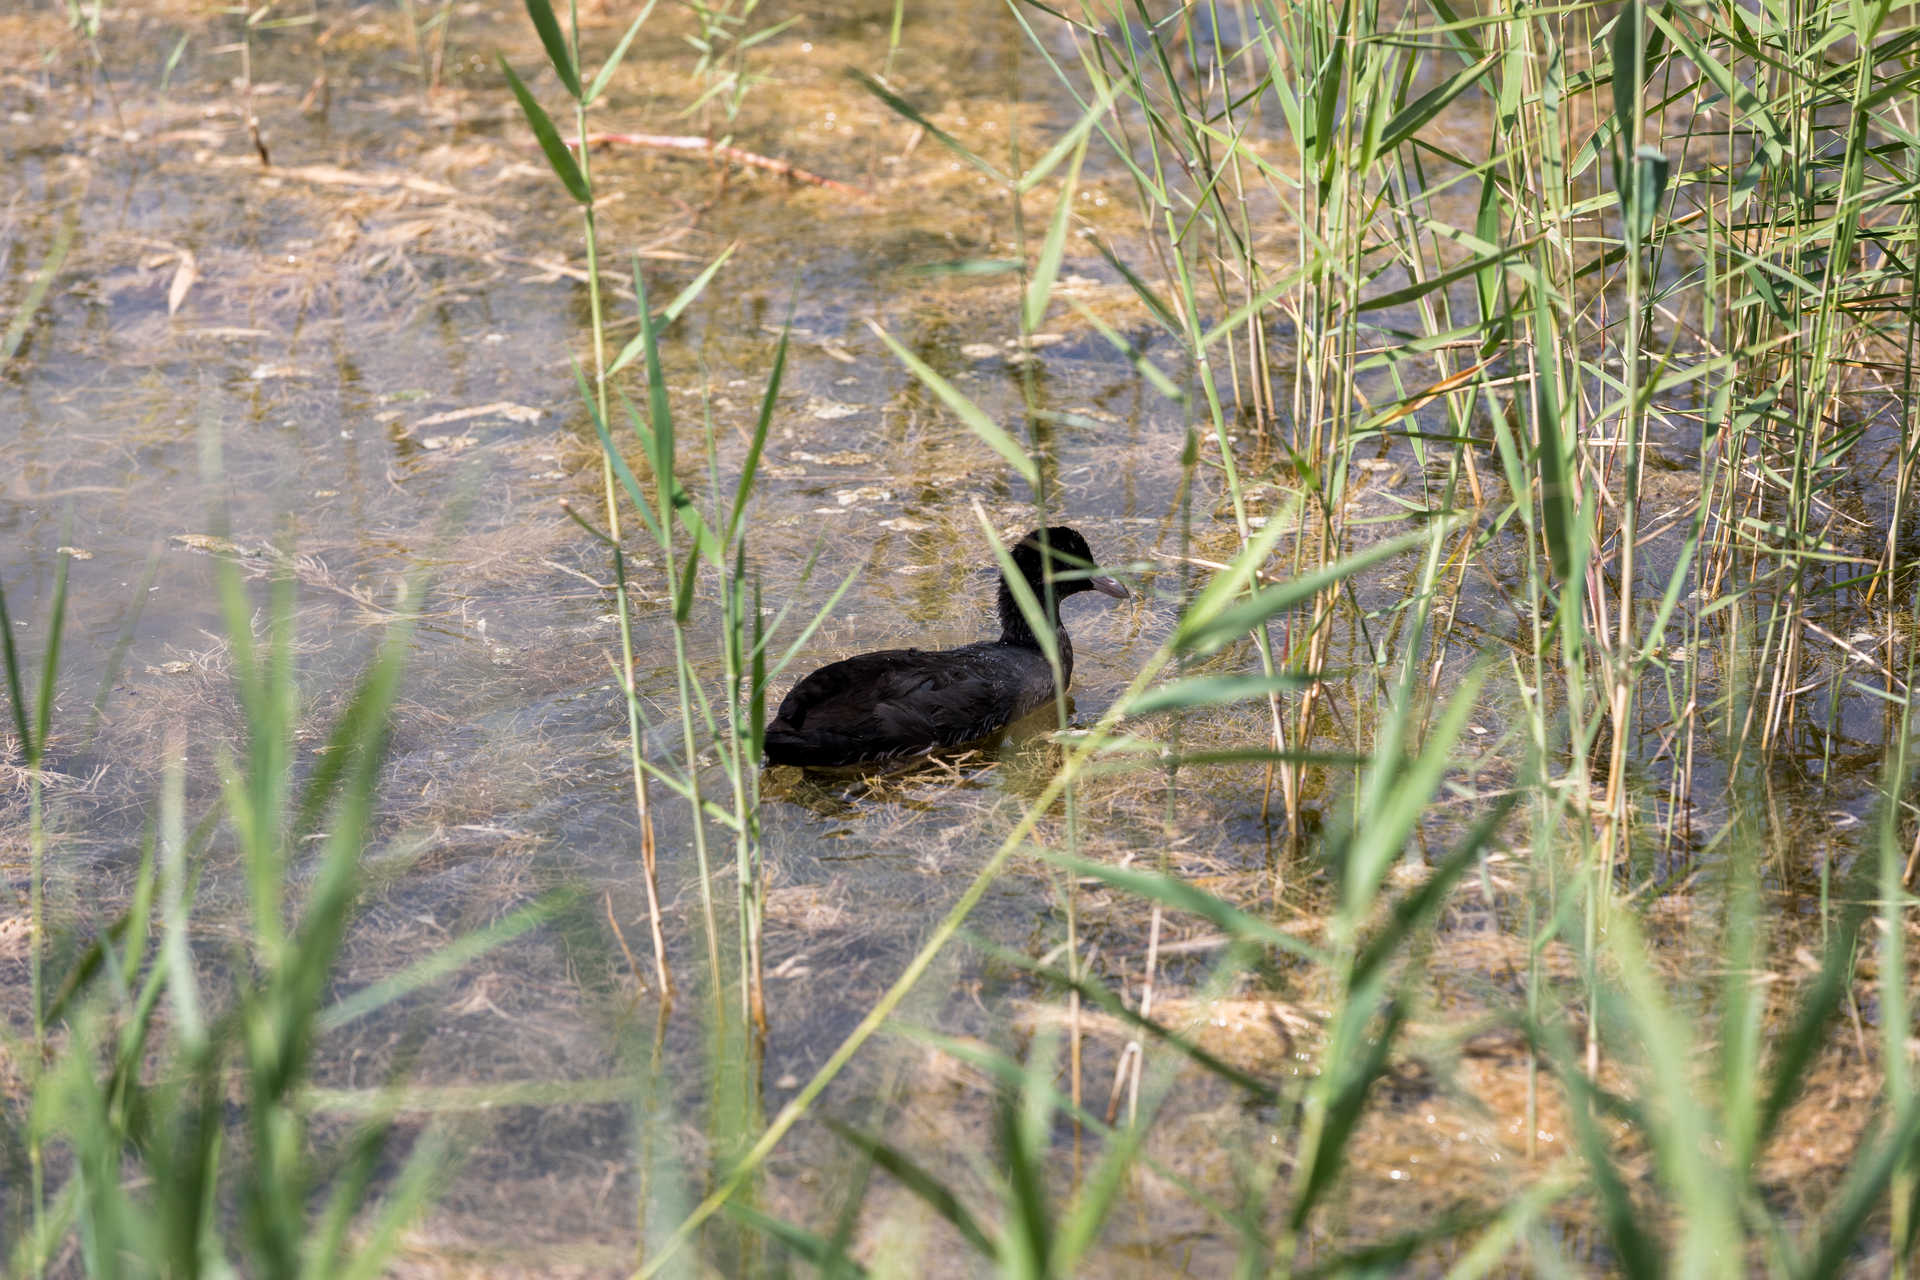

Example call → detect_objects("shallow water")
1 1 1908 1272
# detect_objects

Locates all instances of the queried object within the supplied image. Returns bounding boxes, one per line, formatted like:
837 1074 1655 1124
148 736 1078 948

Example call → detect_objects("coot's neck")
997 578 1065 651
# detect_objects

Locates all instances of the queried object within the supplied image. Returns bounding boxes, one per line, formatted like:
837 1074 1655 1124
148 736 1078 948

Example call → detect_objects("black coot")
764 526 1129 768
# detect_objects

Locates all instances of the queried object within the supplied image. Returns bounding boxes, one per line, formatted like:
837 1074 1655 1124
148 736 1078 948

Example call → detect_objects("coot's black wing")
765 645 1055 767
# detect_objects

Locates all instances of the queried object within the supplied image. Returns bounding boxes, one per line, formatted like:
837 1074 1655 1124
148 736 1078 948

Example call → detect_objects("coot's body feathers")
763 641 1059 766
765 527 1126 769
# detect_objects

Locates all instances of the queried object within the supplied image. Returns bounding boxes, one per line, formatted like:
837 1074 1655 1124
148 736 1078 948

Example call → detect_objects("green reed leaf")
724 1200 873 1275
609 242 736 376
1175 526 1432 658
0 579 34 760
1 201 77 367
846 67 1008 184
500 55 588 203
728 318 787 546
1378 52 1500 155
1041 851 1324 962
1123 672 1322 717
584 0 660 105
1023 132 1086 334
823 1118 999 1263
522 0 580 99
867 320 1039 488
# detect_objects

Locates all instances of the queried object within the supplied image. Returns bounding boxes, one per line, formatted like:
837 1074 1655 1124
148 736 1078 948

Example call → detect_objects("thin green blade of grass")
896 1021 1255 1241
30 549 71 767
520 0 580 99
907 258 1025 276
336 1125 452 1280
1351 791 1517 993
722 1200 874 1275
995 1042 1057 1279
1297 1206 1510 1279
628 266 717 563
1342 661 1489 919
609 241 738 377
0 578 33 757
576 373 666 547
40 910 137 1027
1533 1017 1665 1278
1608 6 1644 146
319 889 579 1030
1312 0 1351 185
1601 926 1740 1265
1756 861 1872 1150
606 385 720 562
253 583 419 1112
1716 796 1766 1171
109 839 157 1009
1353 40 1409 176
1878 698 1919 1255
1166 115 1261 251
672 540 699 622
868 320 1040 489
306 1116 399 1272
1173 525 1436 658
724 315 788 545
0 201 77 368
1288 998 1405 1232
1197 260 1316 353
628 267 672 493
976 510 1064 676
1040 850 1323 962
1004 4 1173 206
757 564 863 688
1354 233 1538 315
40 1018 147 1269
1529 275 1577 583
1793 1097 1920 1279
500 55 589 203
748 573 767 755
159 746 207 1049
735 14 803 53
211 555 292 959
1376 51 1500 156
1080 747 1370 772
304 1077 640 1113
1013 77 1117 195
1081 234 1182 335
1167 514 1295 653
160 32 190 90
821 1117 1001 1263
1068 299 1185 402
1435 1177 1580 1280
815 1120 879 1280
969 934 1277 1103
1124 672 1326 717
1291 765 1506 1236
152 1053 226 1272
1023 131 1088 334
1049 1078 1163 1274
846 67 1010 185
584 0 661 105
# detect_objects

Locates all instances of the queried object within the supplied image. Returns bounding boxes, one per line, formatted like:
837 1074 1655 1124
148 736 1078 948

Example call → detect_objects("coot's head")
1010 526 1129 600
